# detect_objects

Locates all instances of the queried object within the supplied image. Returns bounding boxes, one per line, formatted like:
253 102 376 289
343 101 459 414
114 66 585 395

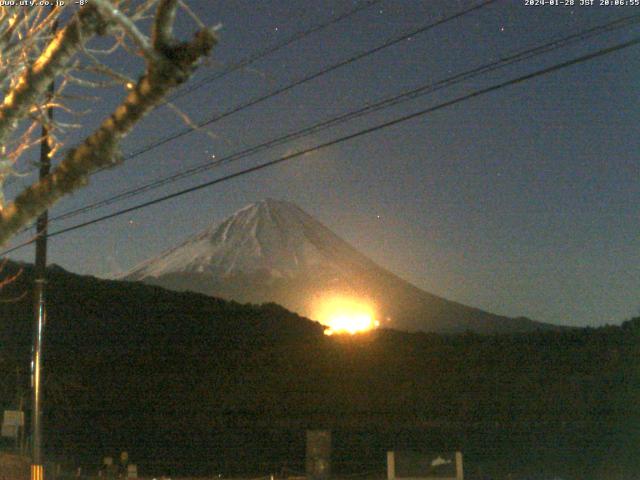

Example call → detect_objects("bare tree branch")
92 0 159 62
152 0 178 50
0 1 217 246
0 6 108 146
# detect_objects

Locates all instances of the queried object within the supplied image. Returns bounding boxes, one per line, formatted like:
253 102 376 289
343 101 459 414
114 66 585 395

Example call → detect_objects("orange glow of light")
313 294 379 336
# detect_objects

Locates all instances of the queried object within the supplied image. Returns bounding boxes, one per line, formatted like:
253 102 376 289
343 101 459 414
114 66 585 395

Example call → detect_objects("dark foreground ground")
0 263 638 480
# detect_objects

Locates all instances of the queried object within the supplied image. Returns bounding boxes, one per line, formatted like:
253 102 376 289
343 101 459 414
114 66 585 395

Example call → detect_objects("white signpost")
387 451 463 480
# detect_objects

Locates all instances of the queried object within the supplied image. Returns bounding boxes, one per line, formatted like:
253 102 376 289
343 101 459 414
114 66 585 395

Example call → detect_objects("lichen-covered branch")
0 2 217 246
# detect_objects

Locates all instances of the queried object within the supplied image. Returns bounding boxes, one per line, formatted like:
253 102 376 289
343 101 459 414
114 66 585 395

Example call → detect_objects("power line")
11 0 497 238
47 13 640 225
2 35 637 256
92 0 499 175
165 0 384 103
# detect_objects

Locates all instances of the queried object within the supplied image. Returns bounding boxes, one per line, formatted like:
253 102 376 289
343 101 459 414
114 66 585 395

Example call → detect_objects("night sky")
4 0 639 327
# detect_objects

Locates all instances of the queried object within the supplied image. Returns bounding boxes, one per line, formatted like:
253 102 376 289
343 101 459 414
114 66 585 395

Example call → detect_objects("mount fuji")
122 199 553 334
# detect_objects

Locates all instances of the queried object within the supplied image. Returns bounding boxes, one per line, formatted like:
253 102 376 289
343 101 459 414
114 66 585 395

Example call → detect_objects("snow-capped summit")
123 199 554 334
125 198 374 280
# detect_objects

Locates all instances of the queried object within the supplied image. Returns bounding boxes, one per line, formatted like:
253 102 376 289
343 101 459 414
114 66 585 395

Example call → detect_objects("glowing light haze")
313 295 379 336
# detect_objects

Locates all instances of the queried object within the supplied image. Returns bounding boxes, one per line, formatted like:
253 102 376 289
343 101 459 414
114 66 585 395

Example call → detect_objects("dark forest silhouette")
0 262 637 479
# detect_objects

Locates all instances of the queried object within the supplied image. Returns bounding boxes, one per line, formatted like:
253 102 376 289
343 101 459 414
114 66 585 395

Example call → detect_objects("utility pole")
16 367 26 456
32 8 56 480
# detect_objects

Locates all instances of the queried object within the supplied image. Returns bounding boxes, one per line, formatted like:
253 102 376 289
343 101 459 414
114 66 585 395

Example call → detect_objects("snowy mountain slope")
126 199 375 280
122 199 555 334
